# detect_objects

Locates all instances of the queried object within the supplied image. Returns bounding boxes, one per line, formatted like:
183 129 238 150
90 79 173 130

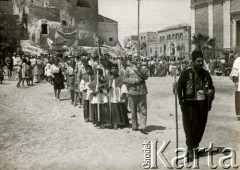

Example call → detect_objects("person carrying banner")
177 50 215 160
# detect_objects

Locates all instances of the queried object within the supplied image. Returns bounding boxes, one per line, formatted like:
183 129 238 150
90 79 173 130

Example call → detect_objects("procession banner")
20 40 47 55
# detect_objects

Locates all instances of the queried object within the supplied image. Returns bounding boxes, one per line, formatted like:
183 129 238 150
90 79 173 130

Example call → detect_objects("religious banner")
20 40 47 55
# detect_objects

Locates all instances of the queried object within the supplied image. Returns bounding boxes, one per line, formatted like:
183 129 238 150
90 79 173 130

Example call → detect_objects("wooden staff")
173 66 179 160
96 38 101 123
96 69 100 122
88 75 92 121
74 67 78 105
109 80 112 125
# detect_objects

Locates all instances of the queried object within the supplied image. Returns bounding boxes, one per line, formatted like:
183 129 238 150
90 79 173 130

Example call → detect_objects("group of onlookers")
0 53 59 86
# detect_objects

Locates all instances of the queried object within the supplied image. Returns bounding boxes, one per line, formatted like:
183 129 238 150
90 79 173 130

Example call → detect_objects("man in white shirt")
230 52 240 121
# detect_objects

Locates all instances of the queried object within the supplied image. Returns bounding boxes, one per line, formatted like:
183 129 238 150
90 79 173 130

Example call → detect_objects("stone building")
98 14 118 46
124 25 191 59
139 32 157 57
190 0 240 52
0 0 118 50
156 24 191 59
123 35 138 53
0 0 28 50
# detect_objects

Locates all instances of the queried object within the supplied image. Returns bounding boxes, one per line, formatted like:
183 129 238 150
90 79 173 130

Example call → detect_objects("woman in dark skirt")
51 57 65 100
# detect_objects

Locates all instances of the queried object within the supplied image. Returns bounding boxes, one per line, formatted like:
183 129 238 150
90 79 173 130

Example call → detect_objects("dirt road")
0 76 239 170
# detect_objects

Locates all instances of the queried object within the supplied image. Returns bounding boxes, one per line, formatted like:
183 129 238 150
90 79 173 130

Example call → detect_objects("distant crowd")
0 51 237 85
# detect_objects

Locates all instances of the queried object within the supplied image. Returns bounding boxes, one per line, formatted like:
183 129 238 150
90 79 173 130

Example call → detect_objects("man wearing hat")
123 56 149 134
177 50 215 160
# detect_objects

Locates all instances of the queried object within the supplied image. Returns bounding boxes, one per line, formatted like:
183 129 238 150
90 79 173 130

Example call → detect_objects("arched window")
77 0 92 8
176 34 179 39
180 33 183 39
172 34 175 39
170 43 175 55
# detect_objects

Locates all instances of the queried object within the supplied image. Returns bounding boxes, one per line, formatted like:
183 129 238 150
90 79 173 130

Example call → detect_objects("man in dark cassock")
177 50 215 160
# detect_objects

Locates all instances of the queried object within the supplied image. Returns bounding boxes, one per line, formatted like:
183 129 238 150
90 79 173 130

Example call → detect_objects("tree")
191 33 210 51
191 33 216 59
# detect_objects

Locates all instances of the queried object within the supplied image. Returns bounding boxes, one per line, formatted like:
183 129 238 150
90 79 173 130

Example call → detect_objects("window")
172 34 175 39
150 48 152 53
141 36 143 40
180 33 183 39
181 45 185 52
160 47 162 53
144 36 146 40
109 37 113 41
62 20 67 26
176 34 179 39
77 0 92 8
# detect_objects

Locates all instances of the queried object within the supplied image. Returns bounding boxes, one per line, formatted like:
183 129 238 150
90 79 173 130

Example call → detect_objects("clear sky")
98 0 192 45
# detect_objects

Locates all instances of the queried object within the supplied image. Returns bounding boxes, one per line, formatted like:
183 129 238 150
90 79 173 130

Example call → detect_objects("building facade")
157 24 191 59
123 35 138 53
0 0 28 50
191 0 240 52
0 0 118 50
98 14 118 46
124 26 191 59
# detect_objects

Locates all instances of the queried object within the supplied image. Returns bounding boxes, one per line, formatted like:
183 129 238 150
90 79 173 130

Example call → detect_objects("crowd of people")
1 49 240 161
0 51 150 134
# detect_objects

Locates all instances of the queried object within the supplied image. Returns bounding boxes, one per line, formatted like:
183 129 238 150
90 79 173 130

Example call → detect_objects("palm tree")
191 33 210 51
192 33 216 59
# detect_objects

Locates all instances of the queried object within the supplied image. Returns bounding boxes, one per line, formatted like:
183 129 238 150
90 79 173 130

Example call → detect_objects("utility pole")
137 0 140 62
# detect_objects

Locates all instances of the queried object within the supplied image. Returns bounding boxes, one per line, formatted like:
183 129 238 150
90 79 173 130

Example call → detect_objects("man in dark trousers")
177 50 215 159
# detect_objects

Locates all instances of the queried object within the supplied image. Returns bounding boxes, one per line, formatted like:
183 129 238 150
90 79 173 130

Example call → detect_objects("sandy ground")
0 75 239 170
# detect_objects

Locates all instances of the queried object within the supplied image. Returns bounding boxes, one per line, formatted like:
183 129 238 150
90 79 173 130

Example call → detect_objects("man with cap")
123 56 149 134
177 50 215 160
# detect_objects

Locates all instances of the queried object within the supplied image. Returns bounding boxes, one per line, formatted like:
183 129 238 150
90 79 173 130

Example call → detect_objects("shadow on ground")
145 125 166 132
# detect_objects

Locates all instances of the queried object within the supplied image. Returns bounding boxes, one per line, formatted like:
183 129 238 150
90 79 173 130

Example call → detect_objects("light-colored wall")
223 0 231 48
195 4 209 35
148 43 159 57
231 0 240 14
98 22 118 46
208 3 213 38
213 0 223 49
